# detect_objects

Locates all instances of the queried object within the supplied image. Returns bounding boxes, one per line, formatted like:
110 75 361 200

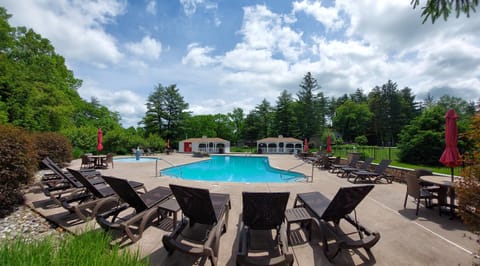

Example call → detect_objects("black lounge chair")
337 157 374 178
97 175 173 243
348 159 392 183
236 192 294 266
39 157 102 197
162 184 230 266
65 168 145 221
294 185 380 261
329 154 360 173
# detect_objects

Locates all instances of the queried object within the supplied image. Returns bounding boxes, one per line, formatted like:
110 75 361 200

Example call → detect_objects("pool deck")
25 153 478 265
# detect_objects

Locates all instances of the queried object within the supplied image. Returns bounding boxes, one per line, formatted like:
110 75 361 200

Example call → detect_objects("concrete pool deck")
25 153 478 265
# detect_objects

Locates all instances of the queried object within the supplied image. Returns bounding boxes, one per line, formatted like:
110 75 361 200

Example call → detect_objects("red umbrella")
326 132 332 154
303 138 308 152
97 128 103 153
439 109 461 182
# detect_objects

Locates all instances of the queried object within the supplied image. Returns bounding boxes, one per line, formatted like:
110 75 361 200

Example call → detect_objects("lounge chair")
65 168 146 221
337 157 373 178
329 154 360 173
236 192 294 266
294 185 380 261
39 157 103 200
162 184 230 266
96 175 173 243
348 159 392 183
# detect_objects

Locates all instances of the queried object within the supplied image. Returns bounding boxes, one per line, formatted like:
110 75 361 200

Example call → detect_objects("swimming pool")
161 155 305 183
113 157 159 163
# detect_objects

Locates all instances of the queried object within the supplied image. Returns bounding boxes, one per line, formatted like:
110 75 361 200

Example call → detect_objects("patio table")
88 155 107 169
419 175 458 218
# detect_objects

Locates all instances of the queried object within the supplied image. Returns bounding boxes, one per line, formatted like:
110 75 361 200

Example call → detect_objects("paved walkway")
25 153 478 265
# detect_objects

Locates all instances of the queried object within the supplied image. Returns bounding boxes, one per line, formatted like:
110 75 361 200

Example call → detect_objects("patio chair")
294 185 380 261
80 154 94 169
337 157 374 178
348 159 392 184
329 154 360 173
65 168 146 221
236 192 294 266
101 153 114 168
39 157 103 199
404 174 441 216
162 184 231 266
96 175 173 243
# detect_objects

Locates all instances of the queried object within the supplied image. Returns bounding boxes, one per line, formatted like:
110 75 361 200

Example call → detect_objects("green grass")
0 230 149 266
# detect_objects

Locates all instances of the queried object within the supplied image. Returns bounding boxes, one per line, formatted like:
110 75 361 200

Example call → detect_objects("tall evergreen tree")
273 90 296 137
295 72 326 140
141 84 189 142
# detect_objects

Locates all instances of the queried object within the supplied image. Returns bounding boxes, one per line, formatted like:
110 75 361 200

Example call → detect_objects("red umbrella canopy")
439 109 461 167
303 138 308 152
97 128 103 152
326 133 332 153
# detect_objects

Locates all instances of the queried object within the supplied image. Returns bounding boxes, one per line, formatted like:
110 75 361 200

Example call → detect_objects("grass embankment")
0 230 148 266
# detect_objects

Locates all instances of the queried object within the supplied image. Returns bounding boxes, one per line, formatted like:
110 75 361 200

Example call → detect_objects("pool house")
178 137 230 154
256 136 304 154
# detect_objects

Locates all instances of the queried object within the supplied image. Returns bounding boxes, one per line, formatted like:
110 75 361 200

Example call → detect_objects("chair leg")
416 199 420 216
404 193 408 208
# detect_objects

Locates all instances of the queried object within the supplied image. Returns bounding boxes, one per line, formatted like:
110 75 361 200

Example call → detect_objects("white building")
256 136 304 154
178 137 230 153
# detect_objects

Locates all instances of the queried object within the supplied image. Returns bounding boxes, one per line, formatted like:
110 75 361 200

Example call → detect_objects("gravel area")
0 204 67 243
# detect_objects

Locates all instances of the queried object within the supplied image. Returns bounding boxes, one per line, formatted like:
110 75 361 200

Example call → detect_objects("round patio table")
419 175 458 218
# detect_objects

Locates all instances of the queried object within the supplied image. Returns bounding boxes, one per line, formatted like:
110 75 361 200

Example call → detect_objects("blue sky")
2 0 480 127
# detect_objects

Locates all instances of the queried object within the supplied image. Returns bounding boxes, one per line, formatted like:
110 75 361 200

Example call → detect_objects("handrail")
156 157 176 177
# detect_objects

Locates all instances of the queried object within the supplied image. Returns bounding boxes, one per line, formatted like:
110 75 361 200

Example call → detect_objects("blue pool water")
113 157 159 162
161 156 305 183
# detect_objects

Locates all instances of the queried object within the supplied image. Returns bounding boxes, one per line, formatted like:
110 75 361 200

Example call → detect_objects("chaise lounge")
294 185 380 261
162 184 230 266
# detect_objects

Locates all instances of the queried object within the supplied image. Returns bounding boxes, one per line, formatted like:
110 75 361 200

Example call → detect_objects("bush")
33 132 73 167
354 135 368 145
0 124 38 217
457 113 480 235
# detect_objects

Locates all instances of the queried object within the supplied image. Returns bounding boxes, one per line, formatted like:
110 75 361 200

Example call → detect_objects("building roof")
257 137 303 143
182 137 229 143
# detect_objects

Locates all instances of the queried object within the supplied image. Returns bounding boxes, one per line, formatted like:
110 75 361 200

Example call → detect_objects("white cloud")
180 0 204 16
182 43 218 67
146 0 156 15
125 36 162 60
292 0 343 31
2 0 125 65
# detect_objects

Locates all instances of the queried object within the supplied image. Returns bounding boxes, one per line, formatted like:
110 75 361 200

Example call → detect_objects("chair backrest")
348 154 361 167
42 157 81 188
102 175 148 212
415 169 432 179
242 192 289 230
405 174 421 198
169 184 218 225
374 159 391 174
81 155 90 164
66 168 104 198
358 157 374 170
321 185 374 222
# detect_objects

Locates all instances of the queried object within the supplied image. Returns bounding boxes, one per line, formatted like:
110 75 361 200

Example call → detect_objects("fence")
332 146 399 162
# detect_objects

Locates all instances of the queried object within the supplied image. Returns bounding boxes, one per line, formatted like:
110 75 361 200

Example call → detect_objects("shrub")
457 113 480 235
0 124 38 217
33 131 73 167
354 135 368 145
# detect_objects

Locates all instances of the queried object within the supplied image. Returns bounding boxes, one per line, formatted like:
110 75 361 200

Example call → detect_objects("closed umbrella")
97 128 103 153
326 132 332 154
303 138 308 152
439 109 461 182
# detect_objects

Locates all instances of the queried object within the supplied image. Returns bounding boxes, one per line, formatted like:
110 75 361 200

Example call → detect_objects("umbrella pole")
450 167 454 182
